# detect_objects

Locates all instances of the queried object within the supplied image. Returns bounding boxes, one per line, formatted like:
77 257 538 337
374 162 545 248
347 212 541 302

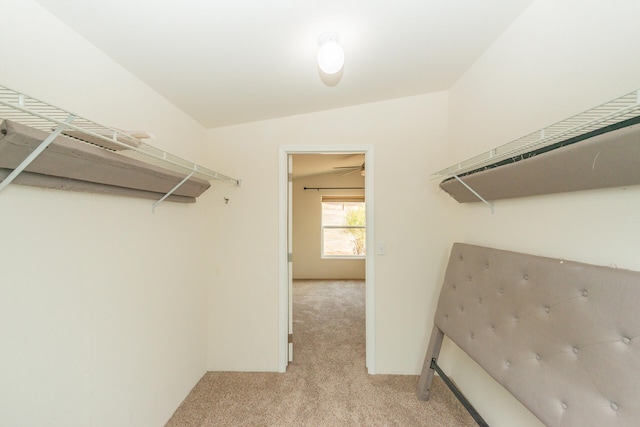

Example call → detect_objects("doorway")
278 145 375 374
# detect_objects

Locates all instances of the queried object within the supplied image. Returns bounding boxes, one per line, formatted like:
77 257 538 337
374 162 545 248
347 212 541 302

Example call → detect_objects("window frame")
320 196 366 259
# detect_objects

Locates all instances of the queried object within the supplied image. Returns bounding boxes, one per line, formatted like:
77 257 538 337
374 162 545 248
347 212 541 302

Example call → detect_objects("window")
321 196 365 258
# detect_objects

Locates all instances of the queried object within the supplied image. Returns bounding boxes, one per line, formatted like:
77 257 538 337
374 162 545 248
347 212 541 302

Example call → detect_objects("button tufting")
498 288 504 294
582 289 588 297
506 361 511 368
485 263 490 269
622 337 631 345
572 347 579 354
490 325 495 333
535 354 541 361
470 333 475 339
524 274 529 280
478 298 483 304
468 276 473 282
544 306 550 313
611 402 619 412
561 402 568 410
452 284 457 290
460 306 465 312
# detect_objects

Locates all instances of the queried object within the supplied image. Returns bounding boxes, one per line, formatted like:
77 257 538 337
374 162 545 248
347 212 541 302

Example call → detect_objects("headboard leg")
416 325 445 401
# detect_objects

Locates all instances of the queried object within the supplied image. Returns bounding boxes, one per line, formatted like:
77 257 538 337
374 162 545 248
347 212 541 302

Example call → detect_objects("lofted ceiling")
34 0 533 129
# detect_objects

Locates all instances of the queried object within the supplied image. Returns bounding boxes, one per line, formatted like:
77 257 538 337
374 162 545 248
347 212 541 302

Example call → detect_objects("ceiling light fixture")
317 32 344 74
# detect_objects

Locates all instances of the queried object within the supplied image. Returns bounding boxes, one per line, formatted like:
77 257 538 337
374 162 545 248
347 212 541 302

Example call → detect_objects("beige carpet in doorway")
166 280 475 426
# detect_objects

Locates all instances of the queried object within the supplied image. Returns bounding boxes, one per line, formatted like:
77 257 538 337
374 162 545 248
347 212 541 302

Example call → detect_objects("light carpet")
166 280 475 426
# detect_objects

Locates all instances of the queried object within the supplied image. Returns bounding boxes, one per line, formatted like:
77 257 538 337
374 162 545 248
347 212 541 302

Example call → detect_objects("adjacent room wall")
443 1 640 426
0 1 210 426
205 92 451 374
292 170 365 280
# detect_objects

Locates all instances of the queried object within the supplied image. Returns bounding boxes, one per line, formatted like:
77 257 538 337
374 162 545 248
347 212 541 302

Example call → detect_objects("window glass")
321 198 365 257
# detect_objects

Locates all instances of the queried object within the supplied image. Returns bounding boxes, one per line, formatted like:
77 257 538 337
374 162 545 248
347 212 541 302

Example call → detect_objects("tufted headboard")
416 243 640 426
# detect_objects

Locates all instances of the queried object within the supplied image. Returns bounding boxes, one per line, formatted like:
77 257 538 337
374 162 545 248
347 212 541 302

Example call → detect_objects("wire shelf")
0 85 240 185
432 90 640 180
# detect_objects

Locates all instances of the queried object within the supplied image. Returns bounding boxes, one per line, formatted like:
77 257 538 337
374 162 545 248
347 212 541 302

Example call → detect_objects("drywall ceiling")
34 0 532 129
292 153 365 178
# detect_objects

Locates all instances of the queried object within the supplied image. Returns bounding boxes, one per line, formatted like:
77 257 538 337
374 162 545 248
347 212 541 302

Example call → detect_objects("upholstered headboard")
417 243 640 426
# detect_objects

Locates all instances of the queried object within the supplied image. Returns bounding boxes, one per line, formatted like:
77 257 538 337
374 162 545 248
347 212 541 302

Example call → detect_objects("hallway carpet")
166 280 475 426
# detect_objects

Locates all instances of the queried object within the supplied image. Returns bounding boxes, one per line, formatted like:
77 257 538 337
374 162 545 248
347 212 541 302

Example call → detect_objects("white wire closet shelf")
0 85 240 186
432 89 640 180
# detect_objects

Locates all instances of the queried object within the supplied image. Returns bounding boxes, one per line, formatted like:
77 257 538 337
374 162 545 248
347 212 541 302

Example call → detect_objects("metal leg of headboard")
430 358 490 427
416 325 489 426
416 325 444 400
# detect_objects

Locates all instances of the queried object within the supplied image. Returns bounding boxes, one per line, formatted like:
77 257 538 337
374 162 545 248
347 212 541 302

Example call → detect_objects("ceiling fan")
333 162 365 176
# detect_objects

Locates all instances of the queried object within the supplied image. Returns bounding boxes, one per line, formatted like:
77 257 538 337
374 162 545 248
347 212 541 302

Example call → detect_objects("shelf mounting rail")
0 85 240 209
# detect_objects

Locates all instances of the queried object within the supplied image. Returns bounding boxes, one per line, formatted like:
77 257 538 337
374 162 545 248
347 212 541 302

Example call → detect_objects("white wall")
8 1 636 424
443 1 640 426
292 171 365 280
0 1 210 425
205 92 451 374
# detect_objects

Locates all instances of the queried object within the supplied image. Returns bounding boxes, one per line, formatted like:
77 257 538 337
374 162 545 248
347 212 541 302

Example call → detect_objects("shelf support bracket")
452 174 494 214
0 114 76 193
152 171 195 213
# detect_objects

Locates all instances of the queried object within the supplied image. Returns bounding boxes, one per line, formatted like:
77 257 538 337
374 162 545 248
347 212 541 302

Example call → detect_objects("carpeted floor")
166 280 475 426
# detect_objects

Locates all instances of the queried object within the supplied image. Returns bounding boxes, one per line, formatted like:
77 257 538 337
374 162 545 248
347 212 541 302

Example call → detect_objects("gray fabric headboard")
417 243 640 426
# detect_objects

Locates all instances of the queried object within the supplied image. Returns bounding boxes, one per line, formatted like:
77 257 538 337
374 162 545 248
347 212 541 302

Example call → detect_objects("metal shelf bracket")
152 171 196 213
0 114 76 193
452 174 494 214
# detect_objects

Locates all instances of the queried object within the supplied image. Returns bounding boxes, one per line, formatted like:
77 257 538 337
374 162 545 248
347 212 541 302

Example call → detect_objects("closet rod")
303 187 364 191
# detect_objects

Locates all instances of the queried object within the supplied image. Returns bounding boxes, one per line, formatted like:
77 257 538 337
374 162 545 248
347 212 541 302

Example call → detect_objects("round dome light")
317 33 344 75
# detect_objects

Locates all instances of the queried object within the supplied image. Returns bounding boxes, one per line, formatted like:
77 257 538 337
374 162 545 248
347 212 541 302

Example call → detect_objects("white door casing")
278 145 375 374
287 154 294 363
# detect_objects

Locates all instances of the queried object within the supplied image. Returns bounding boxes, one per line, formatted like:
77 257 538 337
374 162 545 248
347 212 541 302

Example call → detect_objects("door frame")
278 144 375 373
